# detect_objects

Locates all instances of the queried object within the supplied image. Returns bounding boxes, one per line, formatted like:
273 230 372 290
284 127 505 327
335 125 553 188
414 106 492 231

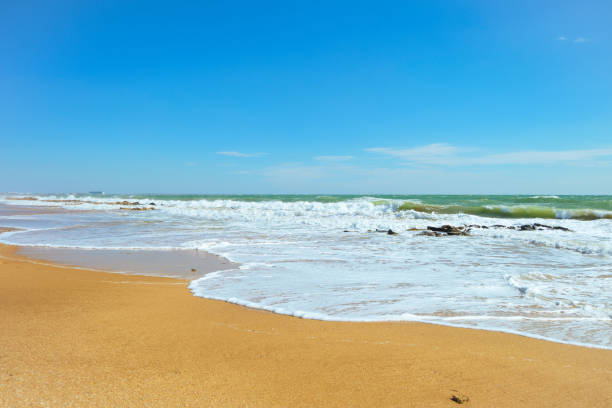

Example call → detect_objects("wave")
188 284 612 350
3 194 612 221
396 201 612 220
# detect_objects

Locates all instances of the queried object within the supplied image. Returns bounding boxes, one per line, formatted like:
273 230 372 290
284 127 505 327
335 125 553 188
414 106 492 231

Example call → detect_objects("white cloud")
314 155 354 161
557 36 589 44
365 143 465 164
366 144 612 166
217 151 266 158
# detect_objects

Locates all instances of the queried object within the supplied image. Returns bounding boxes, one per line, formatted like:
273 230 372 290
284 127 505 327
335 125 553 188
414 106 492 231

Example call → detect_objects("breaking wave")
396 201 612 220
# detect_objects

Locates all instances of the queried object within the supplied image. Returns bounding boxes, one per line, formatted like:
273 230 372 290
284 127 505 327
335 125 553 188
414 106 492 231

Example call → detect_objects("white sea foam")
1 194 611 348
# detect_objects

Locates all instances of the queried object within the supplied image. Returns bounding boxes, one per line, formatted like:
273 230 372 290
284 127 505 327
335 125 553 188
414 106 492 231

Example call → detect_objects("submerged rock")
426 225 471 236
517 223 571 232
119 207 155 211
6 196 38 201
533 223 571 231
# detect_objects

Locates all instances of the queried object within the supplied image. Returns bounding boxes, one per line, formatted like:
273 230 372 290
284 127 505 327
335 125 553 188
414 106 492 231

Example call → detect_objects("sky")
1 0 611 194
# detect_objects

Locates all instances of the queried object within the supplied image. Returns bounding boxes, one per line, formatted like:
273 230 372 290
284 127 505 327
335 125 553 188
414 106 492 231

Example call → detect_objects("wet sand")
17 246 237 279
0 204 74 217
0 238 611 407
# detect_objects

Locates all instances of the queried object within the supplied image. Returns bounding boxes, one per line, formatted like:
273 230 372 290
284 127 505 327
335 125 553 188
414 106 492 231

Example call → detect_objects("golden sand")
0 241 610 407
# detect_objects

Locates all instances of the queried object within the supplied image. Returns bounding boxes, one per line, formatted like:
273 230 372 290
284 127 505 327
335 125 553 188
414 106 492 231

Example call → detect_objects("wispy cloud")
366 143 612 166
314 155 354 161
557 36 589 44
217 151 266 158
472 148 612 165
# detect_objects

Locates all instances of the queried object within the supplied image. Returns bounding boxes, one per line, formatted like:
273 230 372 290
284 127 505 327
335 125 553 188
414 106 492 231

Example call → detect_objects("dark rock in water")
115 200 141 206
426 225 470 236
427 225 453 233
375 229 398 234
120 207 155 211
467 224 489 229
420 222 570 236
417 231 436 237
533 223 571 232
149 202 156 206
518 223 571 232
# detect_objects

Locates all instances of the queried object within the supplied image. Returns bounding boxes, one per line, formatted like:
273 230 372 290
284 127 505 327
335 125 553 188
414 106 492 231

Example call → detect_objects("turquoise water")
117 193 612 208
25 193 612 219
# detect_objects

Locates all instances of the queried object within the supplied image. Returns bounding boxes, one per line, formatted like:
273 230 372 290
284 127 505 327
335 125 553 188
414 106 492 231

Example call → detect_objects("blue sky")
1 0 611 194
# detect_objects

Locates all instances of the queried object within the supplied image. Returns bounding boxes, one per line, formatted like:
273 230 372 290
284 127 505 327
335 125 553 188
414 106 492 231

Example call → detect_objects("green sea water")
120 194 611 206
14 193 612 220
84 193 612 220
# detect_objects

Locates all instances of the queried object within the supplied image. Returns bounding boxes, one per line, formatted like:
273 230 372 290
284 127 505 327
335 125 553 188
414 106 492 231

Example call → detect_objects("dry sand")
0 237 611 407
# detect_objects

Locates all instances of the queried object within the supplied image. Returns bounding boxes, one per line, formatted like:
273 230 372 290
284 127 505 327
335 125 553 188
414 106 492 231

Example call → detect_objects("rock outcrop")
427 225 471 236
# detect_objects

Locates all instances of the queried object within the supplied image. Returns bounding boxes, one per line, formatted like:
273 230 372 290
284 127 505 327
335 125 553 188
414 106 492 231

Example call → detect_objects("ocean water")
1 193 611 349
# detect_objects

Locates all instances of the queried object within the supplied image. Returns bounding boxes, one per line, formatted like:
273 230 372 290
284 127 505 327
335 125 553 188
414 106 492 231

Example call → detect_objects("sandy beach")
0 236 610 407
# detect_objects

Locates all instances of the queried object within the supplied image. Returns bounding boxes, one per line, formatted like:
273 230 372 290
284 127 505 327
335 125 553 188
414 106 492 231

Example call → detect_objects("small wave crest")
396 201 612 220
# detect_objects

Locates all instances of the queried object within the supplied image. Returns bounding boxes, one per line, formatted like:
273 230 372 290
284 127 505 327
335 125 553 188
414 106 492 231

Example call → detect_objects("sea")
0 193 610 349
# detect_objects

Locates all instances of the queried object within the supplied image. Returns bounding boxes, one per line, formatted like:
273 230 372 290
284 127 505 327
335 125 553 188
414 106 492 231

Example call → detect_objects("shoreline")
5 237 610 351
9 232 609 351
188 291 612 351
1 240 611 406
